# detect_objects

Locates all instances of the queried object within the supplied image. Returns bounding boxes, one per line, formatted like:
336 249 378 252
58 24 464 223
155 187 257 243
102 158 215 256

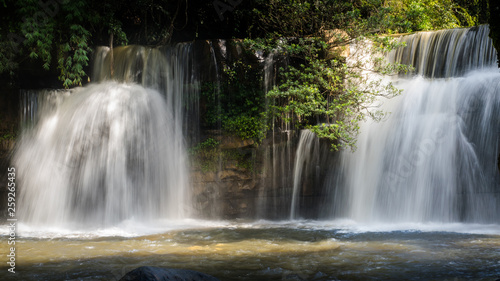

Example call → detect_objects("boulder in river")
119 266 220 281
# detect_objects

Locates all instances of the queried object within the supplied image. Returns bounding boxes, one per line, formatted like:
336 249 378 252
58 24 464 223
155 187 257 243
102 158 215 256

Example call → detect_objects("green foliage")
12 0 94 88
189 138 220 154
18 0 55 71
223 113 268 144
55 0 95 88
53 0 130 88
201 49 269 144
265 37 408 150
251 0 359 38
57 24 91 88
189 138 220 172
0 38 18 75
1 133 16 140
0 0 490 92
249 0 411 150
370 0 478 33
0 0 134 88
454 0 489 25
189 137 255 173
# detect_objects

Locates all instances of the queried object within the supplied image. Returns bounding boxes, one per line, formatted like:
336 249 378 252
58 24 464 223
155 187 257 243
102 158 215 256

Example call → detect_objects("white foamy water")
14 82 189 227
329 26 500 224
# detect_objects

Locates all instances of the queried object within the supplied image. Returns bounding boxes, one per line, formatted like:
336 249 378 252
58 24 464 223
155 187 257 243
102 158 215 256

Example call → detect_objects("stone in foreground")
120 266 220 281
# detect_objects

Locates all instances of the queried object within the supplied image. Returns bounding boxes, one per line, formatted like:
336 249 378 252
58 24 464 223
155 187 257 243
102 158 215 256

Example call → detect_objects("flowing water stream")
1 27 500 280
1 220 500 280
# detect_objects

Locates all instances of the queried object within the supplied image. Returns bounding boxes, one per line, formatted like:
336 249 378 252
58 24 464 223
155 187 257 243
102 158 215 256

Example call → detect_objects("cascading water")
329 25 500 223
93 44 200 145
290 130 320 219
15 44 198 227
257 50 308 219
390 26 496 78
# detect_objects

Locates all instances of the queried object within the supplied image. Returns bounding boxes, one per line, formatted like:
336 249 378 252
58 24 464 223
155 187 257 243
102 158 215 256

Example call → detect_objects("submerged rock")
119 266 220 281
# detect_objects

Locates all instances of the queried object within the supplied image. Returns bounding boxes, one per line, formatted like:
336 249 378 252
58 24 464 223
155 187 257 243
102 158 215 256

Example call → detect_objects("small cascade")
256 50 298 219
329 25 500 223
198 40 224 219
389 25 496 78
19 90 39 128
263 52 276 94
257 49 333 220
257 131 297 219
290 130 320 219
19 89 70 129
208 40 223 132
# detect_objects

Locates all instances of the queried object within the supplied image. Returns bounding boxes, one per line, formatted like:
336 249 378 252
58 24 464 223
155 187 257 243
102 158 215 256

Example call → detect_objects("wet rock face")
119 266 220 281
190 145 260 220
188 131 259 219
189 131 334 221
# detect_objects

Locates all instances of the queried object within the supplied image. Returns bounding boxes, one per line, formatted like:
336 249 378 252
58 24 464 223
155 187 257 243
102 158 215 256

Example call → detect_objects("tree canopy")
0 0 494 148
0 0 490 88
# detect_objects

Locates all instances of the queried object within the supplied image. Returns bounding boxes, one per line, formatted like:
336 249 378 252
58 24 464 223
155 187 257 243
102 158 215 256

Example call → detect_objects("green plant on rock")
200 50 269 145
189 138 220 172
1 133 16 140
222 113 268 144
189 138 220 154
189 137 256 173
222 149 255 172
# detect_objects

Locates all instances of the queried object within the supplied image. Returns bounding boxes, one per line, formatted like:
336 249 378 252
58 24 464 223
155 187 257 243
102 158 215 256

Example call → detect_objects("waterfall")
19 89 70 129
93 44 200 145
15 44 198 227
290 130 320 219
330 25 500 223
389 25 496 78
263 52 276 94
14 27 500 225
257 50 302 219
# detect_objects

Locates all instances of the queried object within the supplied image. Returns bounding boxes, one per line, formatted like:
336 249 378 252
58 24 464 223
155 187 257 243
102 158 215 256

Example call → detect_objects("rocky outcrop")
189 131 334 220
190 134 261 219
119 266 220 281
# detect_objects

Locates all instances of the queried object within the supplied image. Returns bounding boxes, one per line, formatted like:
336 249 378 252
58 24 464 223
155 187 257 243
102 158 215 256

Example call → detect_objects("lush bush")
372 0 477 33
200 50 269 144
0 0 487 90
246 1 412 150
